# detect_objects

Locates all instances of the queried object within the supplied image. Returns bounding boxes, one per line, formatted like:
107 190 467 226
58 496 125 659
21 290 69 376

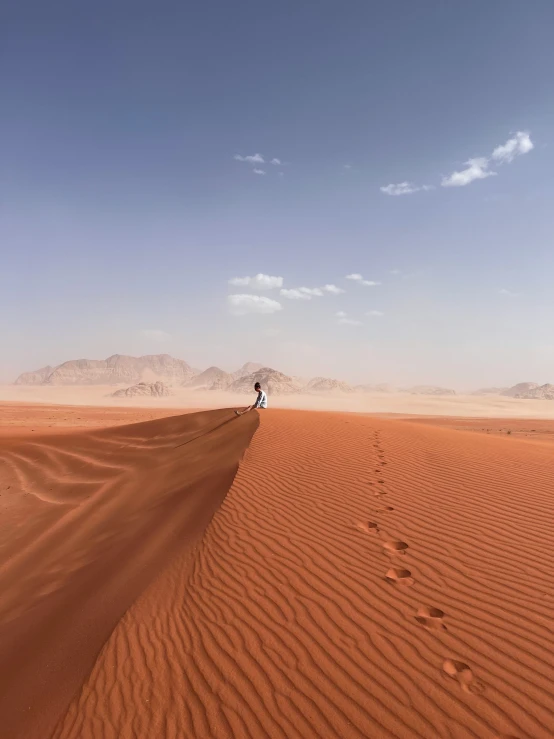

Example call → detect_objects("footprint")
384 540 408 556
375 505 394 513
415 606 446 630
378 480 385 484
356 521 380 534
385 567 414 586
442 660 485 694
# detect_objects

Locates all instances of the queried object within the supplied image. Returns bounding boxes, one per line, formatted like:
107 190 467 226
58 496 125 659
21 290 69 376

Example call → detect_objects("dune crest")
0 409 258 739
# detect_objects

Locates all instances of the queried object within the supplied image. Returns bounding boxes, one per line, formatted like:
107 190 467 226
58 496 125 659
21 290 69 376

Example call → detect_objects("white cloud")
280 288 311 300
281 286 325 300
323 284 345 295
335 310 362 325
343 164 352 170
367 310 384 316
390 269 401 275
228 274 283 291
380 182 418 196
337 317 362 326
380 182 433 196
383 131 534 195
346 273 380 286
234 153 265 163
499 288 520 297
228 294 283 315
140 329 172 342
442 133 533 188
492 131 533 164
253 168 266 175
270 158 282 165
441 157 496 188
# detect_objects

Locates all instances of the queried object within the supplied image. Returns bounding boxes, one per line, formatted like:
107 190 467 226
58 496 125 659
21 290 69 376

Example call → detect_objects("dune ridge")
0 408 258 739
52 410 554 739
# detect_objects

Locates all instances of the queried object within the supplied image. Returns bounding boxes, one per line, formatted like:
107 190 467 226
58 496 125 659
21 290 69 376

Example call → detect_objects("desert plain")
1 392 553 739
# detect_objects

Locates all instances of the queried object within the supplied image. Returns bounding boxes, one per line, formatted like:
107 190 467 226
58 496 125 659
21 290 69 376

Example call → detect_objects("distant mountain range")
15 354 195 386
13 354 553 399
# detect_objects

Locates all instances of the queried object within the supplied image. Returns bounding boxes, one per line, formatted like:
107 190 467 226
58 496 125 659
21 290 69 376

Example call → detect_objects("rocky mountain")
186 366 232 389
304 377 355 394
15 354 195 386
406 386 456 396
207 376 233 391
227 367 303 395
112 381 173 398
232 362 264 380
501 382 539 398
14 365 54 385
17 355 551 399
502 382 554 399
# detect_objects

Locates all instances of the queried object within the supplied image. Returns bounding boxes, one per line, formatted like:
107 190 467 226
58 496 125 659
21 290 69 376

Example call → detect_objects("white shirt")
254 390 267 409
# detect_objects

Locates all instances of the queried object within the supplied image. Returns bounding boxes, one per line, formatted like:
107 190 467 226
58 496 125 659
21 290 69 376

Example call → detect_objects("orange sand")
1 406 554 739
0 408 258 739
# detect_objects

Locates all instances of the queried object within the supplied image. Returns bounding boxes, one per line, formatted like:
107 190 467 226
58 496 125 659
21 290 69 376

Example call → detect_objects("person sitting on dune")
235 382 267 416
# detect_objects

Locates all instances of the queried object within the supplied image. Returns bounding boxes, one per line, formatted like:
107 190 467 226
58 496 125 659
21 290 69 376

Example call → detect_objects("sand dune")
40 410 554 739
0 409 258 739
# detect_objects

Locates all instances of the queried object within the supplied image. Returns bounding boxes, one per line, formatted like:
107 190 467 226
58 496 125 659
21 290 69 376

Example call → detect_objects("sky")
1 0 554 390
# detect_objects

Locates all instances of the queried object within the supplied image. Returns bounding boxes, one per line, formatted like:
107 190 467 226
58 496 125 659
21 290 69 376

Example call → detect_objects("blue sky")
2 0 553 388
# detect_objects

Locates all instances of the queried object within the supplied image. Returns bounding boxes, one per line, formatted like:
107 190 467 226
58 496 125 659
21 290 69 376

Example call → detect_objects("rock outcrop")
232 362 264 380
227 368 302 395
207 376 234 391
501 382 538 398
15 354 195 386
502 383 554 399
304 377 355 394
186 366 232 389
14 366 53 385
111 382 173 398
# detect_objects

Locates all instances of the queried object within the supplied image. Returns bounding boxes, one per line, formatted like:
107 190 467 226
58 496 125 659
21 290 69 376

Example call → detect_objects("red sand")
1 406 554 739
0 408 258 739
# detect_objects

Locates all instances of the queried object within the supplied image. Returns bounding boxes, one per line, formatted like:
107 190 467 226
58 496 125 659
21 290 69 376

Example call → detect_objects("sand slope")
51 410 554 739
0 409 258 739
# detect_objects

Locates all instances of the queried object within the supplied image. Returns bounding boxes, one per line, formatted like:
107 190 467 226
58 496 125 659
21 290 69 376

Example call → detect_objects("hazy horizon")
5 349 551 394
2 1 553 389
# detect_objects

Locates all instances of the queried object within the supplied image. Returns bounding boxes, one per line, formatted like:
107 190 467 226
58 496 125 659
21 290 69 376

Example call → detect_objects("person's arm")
236 401 255 416
236 392 262 416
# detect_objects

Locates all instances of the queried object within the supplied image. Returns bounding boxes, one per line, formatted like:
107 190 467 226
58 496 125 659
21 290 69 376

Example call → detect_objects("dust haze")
3 383 554 419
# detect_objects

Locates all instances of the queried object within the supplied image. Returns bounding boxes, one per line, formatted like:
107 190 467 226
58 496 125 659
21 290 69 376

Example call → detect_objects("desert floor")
5 383 554 419
1 402 553 739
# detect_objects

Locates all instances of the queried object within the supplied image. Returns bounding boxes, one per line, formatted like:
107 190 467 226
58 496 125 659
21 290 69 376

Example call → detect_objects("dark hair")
254 382 261 390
